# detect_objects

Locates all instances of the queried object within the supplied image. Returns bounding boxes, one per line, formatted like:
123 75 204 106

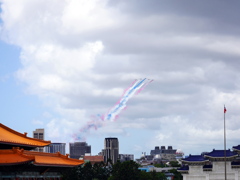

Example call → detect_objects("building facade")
150 146 177 162
137 146 178 165
33 128 45 152
45 143 66 155
178 148 240 180
69 142 91 159
102 137 119 164
33 128 44 140
83 155 104 164
119 154 134 162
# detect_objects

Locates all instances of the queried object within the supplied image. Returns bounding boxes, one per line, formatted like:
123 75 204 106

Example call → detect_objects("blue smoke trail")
104 78 149 121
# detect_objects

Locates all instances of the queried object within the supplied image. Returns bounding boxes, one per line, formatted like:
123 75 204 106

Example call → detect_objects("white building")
178 146 240 180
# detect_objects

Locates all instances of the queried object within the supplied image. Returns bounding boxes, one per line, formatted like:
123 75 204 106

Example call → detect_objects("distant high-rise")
102 137 119 164
69 142 91 159
150 145 177 162
32 128 44 152
33 128 44 140
45 143 66 155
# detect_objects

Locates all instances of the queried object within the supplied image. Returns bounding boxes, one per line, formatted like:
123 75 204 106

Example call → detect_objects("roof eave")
0 160 32 166
33 163 82 167
204 155 238 159
0 141 47 148
232 148 240 151
182 160 208 163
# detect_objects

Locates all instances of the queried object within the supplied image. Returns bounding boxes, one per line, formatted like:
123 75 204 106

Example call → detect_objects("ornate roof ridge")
0 148 84 166
24 151 59 157
23 151 69 158
204 149 238 158
0 123 51 144
23 150 83 162
12 147 35 160
232 145 240 151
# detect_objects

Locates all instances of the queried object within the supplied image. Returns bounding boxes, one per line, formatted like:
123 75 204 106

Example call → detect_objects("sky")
1 0 240 159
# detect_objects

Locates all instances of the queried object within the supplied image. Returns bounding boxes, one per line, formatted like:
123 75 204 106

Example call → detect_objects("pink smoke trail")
136 79 153 94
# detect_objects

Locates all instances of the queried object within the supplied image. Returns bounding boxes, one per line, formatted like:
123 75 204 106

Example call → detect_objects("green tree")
138 170 167 180
138 170 152 180
81 162 94 180
154 163 168 168
93 161 111 180
109 160 141 180
169 169 183 180
169 161 181 167
150 171 167 180
62 166 81 180
62 161 111 180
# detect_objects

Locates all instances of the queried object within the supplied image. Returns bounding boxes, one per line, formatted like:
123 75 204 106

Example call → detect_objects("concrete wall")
182 163 240 180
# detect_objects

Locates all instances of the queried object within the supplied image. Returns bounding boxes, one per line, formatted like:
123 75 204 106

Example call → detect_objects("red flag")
224 107 227 113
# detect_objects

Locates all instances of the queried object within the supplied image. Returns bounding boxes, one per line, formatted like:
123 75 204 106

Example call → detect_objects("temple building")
178 148 240 180
0 123 84 180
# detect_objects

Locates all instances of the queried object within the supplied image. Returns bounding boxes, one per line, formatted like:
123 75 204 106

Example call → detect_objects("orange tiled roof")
83 155 104 163
24 151 84 167
0 148 34 165
0 123 51 147
0 147 84 167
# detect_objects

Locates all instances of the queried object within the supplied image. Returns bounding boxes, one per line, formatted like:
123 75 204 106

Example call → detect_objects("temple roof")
204 149 238 158
0 148 34 165
178 165 189 171
0 123 51 149
232 145 240 151
0 148 84 167
181 155 208 163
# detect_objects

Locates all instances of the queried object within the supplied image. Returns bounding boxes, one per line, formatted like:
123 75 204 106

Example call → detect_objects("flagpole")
224 105 227 180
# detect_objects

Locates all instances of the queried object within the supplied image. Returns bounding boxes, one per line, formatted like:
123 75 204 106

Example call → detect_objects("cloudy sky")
1 0 240 158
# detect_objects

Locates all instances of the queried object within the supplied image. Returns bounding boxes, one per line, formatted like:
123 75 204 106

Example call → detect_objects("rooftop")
0 123 51 150
0 147 84 167
204 149 238 158
83 155 104 164
182 155 208 162
232 145 240 151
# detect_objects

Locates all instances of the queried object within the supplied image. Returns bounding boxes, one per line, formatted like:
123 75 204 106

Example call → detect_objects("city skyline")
30 128 178 161
1 0 240 159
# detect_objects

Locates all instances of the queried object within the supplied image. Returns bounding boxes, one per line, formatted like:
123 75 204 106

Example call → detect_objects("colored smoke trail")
104 78 150 121
73 78 152 140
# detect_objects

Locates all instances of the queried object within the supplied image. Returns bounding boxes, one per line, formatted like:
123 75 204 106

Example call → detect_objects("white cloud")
31 119 44 125
46 119 60 139
2 0 240 157
61 0 117 34
17 41 104 96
